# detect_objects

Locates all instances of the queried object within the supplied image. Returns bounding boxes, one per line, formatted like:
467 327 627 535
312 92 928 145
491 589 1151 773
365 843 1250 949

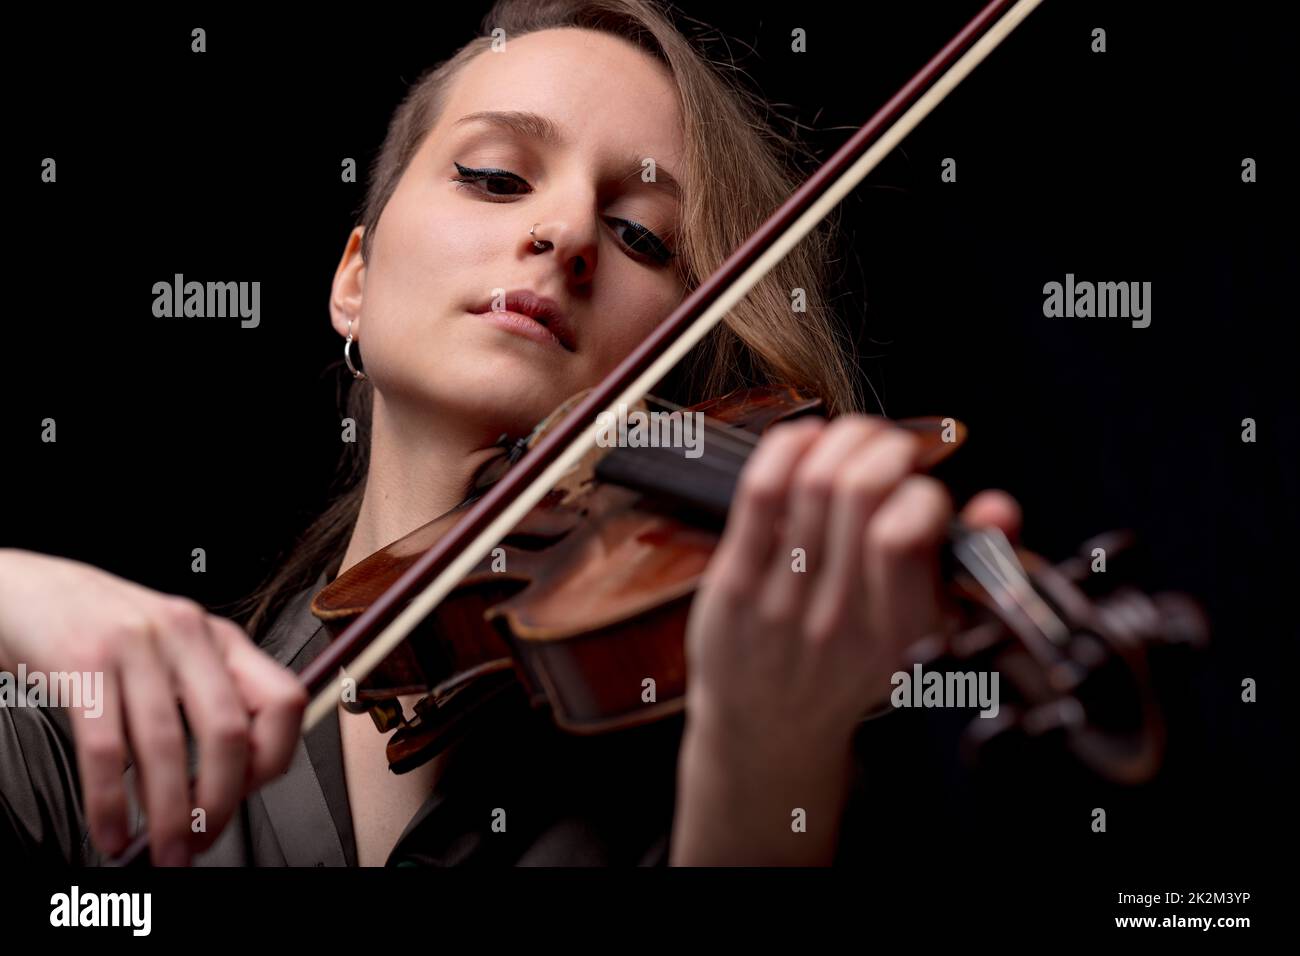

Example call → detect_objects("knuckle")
150 819 189 853
71 642 115 676
701 556 749 605
715 551 752 587
155 597 206 636
910 475 953 512
207 709 251 749
142 724 187 762
85 790 127 824
773 416 825 441
82 734 127 769
754 593 794 630
867 511 930 560
863 476 953 562
803 612 840 648
272 679 308 716
895 424 924 449
723 575 761 613
879 428 923 463
737 467 784 511
750 417 824 464
274 681 304 717
753 421 809 461
830 414 883 440
835 433 921 500
792 464 836 502
94 616 152 659
210 616 251 647
265 739 297 777
837 460 884 500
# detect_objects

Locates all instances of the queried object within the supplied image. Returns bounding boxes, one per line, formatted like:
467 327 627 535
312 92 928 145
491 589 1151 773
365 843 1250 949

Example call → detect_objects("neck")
339 392 508 576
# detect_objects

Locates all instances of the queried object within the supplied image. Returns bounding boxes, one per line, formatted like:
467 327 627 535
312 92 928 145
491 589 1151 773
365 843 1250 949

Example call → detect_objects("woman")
0 0 1019 866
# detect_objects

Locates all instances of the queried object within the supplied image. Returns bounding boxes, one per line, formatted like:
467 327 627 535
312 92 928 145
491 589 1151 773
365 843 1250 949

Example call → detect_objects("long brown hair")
236 0 862 639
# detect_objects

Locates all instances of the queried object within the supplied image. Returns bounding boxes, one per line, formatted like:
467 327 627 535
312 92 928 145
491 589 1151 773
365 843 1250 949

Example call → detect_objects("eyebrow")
452 110 680 199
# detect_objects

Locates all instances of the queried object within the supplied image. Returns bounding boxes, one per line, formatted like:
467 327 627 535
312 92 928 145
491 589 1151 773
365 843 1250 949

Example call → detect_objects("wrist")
0 549 15 668
686 700 855 781
671 707 857 866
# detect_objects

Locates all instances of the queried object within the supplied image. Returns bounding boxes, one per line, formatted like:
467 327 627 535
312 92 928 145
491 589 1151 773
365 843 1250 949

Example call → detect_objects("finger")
861 476 954 694
960 489 1023 543
152 601 250 852
209 618 306 788
117 634 193 867
69 663 130 857
711 417 826 593
763 417 893 620
805 428 925 644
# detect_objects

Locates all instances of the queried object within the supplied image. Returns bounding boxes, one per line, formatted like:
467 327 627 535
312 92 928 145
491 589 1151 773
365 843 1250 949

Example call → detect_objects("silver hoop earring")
344 318 367 381
530 223 551 252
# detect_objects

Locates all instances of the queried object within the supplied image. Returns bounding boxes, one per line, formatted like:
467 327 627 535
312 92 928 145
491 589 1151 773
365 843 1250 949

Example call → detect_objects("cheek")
384 198 493 300
361 197 497 352
587 288 681 374
624 286 683 344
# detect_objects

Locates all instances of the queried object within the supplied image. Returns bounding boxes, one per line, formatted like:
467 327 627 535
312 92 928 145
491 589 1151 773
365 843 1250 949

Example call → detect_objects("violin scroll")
935 526 1210 784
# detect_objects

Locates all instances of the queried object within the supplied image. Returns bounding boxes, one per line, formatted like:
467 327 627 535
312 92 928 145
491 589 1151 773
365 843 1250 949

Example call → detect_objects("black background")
7 0 1295 932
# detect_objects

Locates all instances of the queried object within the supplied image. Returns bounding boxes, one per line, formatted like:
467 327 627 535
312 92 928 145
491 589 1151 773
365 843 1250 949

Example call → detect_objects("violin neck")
592 417 755 523
595 432 1053 641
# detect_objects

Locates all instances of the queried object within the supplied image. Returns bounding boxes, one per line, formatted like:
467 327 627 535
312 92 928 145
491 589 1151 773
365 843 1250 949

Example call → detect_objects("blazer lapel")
252 570 351 866
254 734 348 866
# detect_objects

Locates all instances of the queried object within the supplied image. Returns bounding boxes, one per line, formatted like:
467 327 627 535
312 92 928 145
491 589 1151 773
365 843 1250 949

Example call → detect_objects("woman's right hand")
0 548 307 866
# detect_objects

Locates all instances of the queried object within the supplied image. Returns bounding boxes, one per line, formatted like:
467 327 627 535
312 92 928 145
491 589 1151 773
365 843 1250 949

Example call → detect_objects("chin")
378 325 574 436
419 366 567 439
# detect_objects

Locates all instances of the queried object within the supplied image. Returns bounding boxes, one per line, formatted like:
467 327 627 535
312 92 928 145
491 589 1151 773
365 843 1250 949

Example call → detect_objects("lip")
473 289 576 352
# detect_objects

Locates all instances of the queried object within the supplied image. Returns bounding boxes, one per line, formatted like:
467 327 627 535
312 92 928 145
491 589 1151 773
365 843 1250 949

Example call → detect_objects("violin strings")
646 393 766 460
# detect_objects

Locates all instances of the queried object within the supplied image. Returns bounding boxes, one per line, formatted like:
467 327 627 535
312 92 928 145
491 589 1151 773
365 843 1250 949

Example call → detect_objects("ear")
329 226 366 338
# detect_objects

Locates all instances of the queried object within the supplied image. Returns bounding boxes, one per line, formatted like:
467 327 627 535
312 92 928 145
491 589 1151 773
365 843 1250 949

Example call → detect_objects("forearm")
0 548 21 670
669 716 856 866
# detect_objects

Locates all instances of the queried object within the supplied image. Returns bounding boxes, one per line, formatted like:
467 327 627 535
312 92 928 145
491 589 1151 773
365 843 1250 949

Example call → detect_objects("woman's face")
339 27 689 443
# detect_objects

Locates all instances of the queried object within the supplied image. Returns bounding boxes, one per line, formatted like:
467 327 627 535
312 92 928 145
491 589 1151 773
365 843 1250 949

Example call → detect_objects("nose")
527 204 599 283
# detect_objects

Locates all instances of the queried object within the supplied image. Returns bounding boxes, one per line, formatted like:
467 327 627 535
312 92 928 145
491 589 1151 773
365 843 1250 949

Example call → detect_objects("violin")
310 385 1208 785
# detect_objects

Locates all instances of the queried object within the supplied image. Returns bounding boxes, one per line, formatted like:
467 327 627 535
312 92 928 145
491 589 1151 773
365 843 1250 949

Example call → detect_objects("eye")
452 162 677 267
605 217 676 266
451 162 531 199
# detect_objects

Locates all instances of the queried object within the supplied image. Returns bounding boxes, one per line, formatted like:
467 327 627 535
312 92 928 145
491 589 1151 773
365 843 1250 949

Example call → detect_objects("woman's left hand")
670 414 1021 865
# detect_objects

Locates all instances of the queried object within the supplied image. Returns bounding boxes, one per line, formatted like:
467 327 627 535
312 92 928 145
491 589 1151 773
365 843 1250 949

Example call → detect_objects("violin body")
311 387 828 771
